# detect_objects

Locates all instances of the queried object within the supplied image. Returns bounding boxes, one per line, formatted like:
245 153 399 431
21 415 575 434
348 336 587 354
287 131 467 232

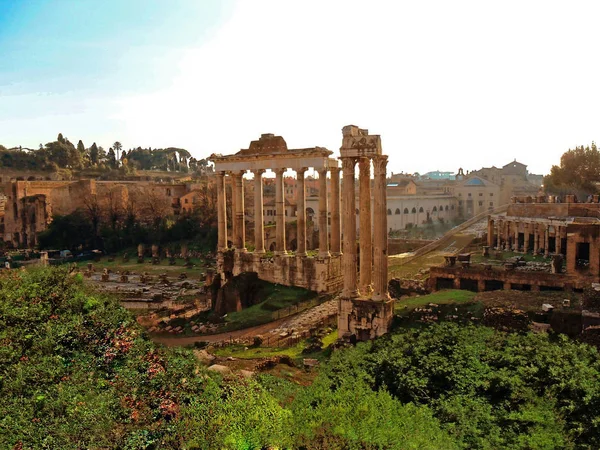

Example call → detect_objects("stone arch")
445 205 449 211
411 207 417 213
419 207 424 213
395 208 401 215
269 242 276 251
439 205 444 211
404 208 409 214
432 206 437 212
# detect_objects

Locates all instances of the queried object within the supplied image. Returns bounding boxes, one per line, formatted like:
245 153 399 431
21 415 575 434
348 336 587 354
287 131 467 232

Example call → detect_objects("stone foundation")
338 297 394 340
222 251 342 293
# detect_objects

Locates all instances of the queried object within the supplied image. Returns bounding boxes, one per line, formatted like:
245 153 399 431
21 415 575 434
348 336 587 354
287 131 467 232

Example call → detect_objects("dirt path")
152 316 293 347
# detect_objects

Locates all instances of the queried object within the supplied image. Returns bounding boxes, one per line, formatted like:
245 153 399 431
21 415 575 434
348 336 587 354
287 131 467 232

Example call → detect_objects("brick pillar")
274 168 287 255
216 171 227 251
556 226 562 255
544 227 550 257
359 157 372 295
524 224 530 253
296 168 307 257
317 168 330 258
341 157 358 298
253 169 265 254
330 167 341 255
533 224 539 254
233 171 246 252
372 155 389 301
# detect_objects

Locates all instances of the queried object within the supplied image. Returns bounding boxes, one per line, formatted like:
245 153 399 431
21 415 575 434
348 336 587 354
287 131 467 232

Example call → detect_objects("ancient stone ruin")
210 125 393 340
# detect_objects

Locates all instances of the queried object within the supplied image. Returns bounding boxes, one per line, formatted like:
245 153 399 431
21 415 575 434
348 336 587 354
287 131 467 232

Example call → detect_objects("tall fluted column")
233 171 246 252
533 224 539 254
216 171 227 251
330 167 341 255
544 227 549 257
341 157 358 298
372 155 389 301
318 168 330 258
253 169 265 254
274 168 287 255
230 171 238 249
358 157 372 295
556 226 562 255
296 168 307 256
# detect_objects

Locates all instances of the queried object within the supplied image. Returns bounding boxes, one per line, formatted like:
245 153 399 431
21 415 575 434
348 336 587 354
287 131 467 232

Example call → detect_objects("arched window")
419 207 424 213
306 207 315 215
432 206 437 212
395 208 401 215
445 205 449 211
451 205 455 210
411 207 417 213
404 208 409 214
387 209 392 215
439 205 443 211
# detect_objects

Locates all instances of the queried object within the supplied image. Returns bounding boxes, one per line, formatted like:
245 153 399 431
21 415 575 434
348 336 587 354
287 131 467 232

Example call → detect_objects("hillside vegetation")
2 268 600 448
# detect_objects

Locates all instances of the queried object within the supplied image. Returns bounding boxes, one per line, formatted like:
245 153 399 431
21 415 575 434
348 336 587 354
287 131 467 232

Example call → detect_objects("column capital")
295 167 308 178
340 156 357 171
358 157 371 177
252 168 265 176
372 154 388 174
273 167 286 176
329 166 341 174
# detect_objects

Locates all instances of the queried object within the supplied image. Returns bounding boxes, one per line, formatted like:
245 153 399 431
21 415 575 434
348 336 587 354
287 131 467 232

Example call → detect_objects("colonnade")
216 166 341 257
489 218 566 257
341 155 389 301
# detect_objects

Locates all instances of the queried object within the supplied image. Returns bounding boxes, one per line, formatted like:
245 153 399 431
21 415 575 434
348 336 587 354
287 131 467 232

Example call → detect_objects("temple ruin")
430 195 600 292
210 125 394 340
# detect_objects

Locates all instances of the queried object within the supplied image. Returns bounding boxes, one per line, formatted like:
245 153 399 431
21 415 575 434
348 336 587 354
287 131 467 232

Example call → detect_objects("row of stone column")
489 219 566 256
342 155 389 301
216 167 341 257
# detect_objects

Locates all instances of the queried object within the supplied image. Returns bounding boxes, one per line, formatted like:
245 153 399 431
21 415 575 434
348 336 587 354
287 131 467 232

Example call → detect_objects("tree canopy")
544 142 600 195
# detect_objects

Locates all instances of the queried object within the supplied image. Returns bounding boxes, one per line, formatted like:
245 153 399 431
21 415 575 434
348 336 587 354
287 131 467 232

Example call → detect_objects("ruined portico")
337 126 394 340
210 134 342 293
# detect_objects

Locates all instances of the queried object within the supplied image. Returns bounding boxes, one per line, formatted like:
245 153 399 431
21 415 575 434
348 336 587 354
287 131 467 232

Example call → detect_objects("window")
432 206 437 212
468 193 472 197
458 193 462 197
419 207 424 213
395 208 401 215
478 201 483 206
479 193 483 197
489 202 494 207
459 200 463 206
184 199 188 204
451 205 455 210
387 209 392 215
411 207 417 213
404 208 409 214
445 205 448 211
490 193 494 197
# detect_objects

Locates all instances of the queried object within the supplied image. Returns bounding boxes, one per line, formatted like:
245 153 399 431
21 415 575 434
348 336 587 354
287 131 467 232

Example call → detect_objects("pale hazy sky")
2 0 600 175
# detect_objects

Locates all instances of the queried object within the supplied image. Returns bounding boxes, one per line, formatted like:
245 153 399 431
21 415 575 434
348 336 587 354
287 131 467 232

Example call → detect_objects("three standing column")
253 169 265 254
372 155 389 301
274 168 287 255
318 168 330 258
358 157 372 295
341 157 359 298
296 168 307 256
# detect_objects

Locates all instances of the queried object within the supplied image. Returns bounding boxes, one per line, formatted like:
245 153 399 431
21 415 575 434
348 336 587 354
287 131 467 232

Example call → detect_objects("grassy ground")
77 256 210 279
213 330 338 361
394 290 478 313
219 283 319 331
